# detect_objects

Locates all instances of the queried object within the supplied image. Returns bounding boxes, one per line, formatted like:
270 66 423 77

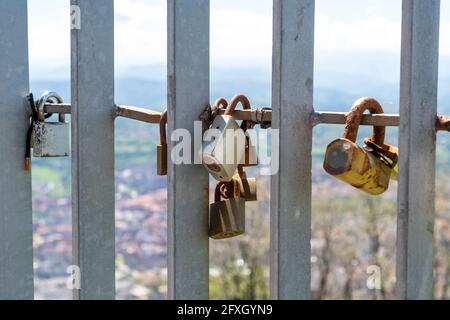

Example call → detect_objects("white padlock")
33 92 70 158
202 114 246 182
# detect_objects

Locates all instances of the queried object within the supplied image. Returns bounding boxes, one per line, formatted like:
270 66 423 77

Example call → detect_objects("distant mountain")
31 56 450 114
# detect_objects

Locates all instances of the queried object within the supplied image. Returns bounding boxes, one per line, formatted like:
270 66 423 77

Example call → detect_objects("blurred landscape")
31 63 450 300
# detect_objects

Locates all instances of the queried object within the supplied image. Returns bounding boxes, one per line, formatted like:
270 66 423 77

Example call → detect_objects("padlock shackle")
214 179 240 202
225 94 254 131
214 97 229 109
159 110 168 146
36 91 64 122
215 182 225 202
343 97 386 147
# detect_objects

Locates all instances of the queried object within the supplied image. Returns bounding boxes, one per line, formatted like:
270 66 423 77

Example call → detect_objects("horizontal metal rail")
115 105 161 123
44 102 450 131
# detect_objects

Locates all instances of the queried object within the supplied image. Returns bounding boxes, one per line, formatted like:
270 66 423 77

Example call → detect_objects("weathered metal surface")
271 0 315 300
0 0 34 300
33 122 70 157
323 98 396 196
157 111 168 176
342 98 386 145
397 0 440 300
235 169 257 202
209 180 245 240
115 105 161 123
167 0 210 300
32 91 70 158
71 0 115 300
44 103 72 114
436 115 450 132
312 111 399 127
45 102 450 133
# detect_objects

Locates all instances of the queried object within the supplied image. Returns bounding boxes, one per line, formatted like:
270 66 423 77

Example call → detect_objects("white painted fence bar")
396 0 440 300
167 0 210 299
271 0 315 300
0 0 33 300
71 0 116 300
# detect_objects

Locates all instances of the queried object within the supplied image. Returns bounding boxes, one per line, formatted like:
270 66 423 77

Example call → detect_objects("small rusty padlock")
230 95 258 167
242 135 258 167
209 178 245 240
234 166 257 202
157 111 168 176
323 97 398 196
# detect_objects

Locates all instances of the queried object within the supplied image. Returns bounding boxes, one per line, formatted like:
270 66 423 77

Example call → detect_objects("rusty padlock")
209 178 245 240
242 135 258 167
323 97 398 196
234 166 257 202
229 95 258 167
157 110 168 176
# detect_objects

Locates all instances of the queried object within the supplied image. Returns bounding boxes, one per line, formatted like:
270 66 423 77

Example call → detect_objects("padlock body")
157 144 168 176
240 136 258 167
323 138 391 195
235 174 257 202
387 145 399 181
209 197 245 240
33 121 70 157
202 115 246 182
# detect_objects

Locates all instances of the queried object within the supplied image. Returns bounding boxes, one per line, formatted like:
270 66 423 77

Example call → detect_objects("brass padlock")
209 178 245 240
157 111 168 176
364 138 399 181
323 97 398 196
234 166 257 202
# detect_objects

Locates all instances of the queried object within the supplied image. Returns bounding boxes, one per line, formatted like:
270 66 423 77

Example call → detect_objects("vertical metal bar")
0 0 33 300
167 0 210 300
397 0 440 300
270 0 315 300
71 0 115 300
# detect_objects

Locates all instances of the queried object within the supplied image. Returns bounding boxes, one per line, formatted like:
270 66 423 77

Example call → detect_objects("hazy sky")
27 0 450 78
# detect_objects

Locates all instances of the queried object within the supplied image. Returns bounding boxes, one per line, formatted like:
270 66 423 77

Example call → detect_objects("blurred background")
28 0 450 300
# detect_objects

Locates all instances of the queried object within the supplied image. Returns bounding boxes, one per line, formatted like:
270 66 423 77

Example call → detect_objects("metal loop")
343 97 386 147
215 182 228 202
214 178 240 202
36 91 63 122
214 97 228 109
225 94 255 131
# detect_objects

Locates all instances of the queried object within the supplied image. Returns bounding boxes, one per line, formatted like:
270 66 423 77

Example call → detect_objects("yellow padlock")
323 97 398 195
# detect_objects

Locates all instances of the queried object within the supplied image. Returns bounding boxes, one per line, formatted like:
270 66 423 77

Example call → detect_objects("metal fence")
0 0 441 300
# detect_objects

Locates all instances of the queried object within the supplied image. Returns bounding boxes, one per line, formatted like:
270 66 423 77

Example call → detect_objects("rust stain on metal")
343 97 386 146
436 115 450 132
